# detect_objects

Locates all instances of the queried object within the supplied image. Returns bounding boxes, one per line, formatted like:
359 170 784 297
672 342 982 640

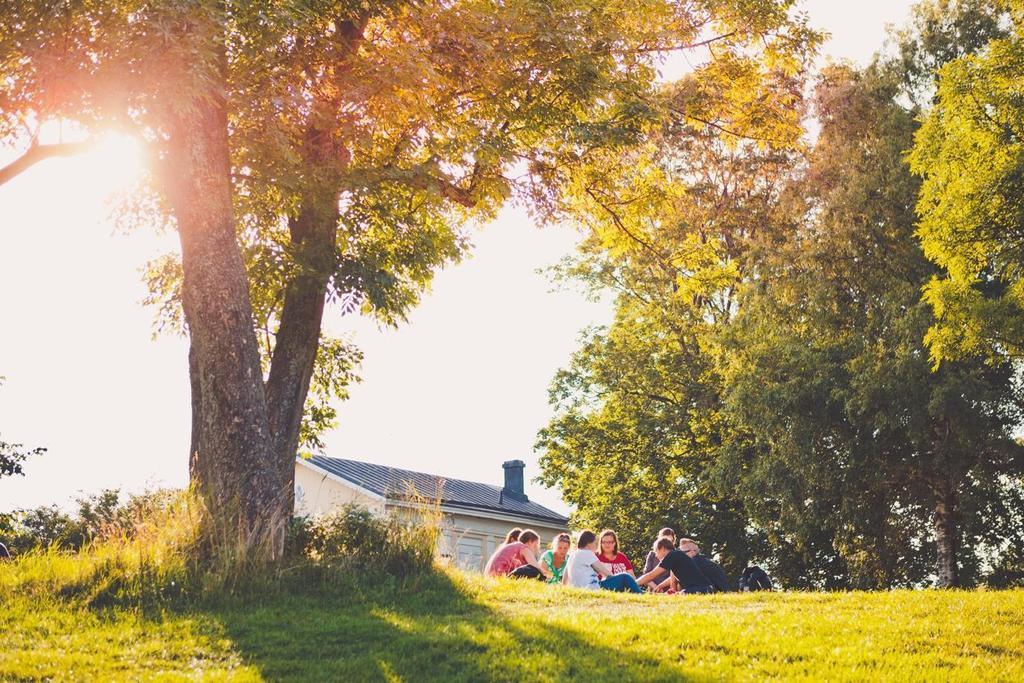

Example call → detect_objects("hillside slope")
2 571 1022 681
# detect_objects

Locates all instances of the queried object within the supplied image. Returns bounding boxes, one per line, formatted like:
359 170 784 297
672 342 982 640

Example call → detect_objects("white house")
295 456 570 571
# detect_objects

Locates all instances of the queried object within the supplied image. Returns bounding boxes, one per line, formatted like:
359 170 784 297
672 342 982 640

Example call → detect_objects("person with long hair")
564 530 643 593
595 529 635 577
504 528 523 544
539 532 571 584
484 529 551 580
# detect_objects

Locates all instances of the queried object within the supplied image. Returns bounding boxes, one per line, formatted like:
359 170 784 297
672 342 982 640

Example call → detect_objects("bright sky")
0 1 917 514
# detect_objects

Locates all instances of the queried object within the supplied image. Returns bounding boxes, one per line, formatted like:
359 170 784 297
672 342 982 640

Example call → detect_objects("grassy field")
2 566 1023 682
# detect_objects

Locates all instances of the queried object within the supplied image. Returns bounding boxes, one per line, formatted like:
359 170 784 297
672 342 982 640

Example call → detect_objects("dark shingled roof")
304 455 569 525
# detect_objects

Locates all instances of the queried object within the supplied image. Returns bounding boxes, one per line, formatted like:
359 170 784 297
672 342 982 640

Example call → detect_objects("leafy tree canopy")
537 78 804 574
538 0 1024 588
2 0 821 448
909 0 1024 363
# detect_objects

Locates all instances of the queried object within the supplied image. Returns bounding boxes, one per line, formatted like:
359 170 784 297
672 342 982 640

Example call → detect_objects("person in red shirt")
595 529 635 577
484 529 551 580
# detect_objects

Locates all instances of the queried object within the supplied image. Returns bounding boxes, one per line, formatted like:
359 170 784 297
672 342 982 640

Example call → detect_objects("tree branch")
0 140 94 186
677 111 777 143
622 388 679 406
612 32 737 56
396 171 476 208
584 185 673 274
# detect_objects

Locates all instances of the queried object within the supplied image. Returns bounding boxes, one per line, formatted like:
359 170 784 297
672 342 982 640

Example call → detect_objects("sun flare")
81 132 145 193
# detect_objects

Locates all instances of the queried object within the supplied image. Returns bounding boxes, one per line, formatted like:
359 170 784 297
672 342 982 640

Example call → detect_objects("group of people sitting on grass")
483 526 732 594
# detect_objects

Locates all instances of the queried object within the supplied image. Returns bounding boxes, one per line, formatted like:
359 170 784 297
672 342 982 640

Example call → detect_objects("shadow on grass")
193 571 708 682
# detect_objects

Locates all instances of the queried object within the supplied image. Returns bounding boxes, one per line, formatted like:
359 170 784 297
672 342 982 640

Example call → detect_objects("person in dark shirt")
641 527 676 580
679 538 731 593
635 538 713 594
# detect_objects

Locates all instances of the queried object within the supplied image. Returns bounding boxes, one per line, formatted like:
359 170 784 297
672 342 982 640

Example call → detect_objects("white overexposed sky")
0 1 916 514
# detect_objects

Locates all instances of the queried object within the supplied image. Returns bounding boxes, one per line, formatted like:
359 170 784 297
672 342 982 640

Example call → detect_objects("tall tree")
909 0 1024 363
537 70 808 574
540 0 1024 588
0 0 818 560
725 62 1024 589
723 1 1022 588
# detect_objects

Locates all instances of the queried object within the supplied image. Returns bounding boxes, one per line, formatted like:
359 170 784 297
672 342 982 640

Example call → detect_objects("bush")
0 488 184 556
1 496 442 610
0 489 202 610
285 514 314 559
0 505 85 554
304 505 439 581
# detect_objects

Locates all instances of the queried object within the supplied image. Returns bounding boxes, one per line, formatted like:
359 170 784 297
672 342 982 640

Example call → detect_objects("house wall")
426 509 567 573
294 461 568 572
294 461 385 517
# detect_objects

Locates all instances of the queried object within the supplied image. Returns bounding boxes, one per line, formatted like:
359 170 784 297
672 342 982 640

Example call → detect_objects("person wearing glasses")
595 529 636 578
564 530 644 593
678 538 731 593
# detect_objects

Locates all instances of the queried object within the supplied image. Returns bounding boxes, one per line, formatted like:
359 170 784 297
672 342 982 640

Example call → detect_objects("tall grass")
0 489 202 609
0 492 443 610
298 504 440 588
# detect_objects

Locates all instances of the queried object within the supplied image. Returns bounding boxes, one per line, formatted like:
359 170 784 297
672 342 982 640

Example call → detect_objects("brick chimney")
502 460 528 502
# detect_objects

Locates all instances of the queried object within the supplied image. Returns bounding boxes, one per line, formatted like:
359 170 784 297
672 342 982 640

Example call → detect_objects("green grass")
2 567 1023 681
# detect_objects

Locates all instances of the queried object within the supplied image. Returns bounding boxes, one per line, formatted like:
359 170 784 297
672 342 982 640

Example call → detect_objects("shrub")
0 488 185 556
0 505 85 554
1 495 441 608
304 505 440 582
0 489 202 610
285 514 314 559
75 489 121 541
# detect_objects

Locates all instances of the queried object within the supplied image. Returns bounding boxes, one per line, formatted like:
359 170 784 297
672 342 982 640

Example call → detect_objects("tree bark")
263 15 365 513
188 342 202 480
264 194 339 511
163 66 285 559
933 477 960 588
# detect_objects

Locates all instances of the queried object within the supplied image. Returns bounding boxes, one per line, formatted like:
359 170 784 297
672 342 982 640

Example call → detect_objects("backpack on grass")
738 565 773 591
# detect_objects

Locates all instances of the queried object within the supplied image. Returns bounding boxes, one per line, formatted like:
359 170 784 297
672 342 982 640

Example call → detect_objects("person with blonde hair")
484 529 551 580
539 532 571 584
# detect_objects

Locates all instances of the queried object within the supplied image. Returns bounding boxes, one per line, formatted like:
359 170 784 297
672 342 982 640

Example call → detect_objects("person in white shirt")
563 529 643 593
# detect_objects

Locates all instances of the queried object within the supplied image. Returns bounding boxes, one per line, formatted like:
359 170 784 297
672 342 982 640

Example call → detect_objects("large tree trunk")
933 477 960 588
163 55 285 559
263 15 365 514
264 195 339 513
175 10 369 545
